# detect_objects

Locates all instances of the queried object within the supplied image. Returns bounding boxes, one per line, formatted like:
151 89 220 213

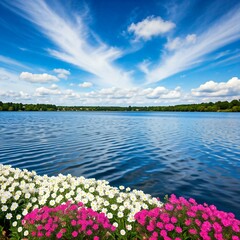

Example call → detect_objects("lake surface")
0 112 239 217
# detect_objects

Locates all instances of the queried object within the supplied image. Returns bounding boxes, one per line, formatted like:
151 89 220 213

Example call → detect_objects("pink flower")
147 225 155 231
189 228 197 235
213 222 222 233
232 236 240 240
93 224 99 230
72 231 78 237
171 217 177 224
56 232 63 239
71 219 77 226
165 203 174 211
86 230 93 235
185 219 191 226
202 213 209 220
175 226 182 233
160 230 167 237
37 231 44 237
165 223 174 231
187 211 196 217
195 219 202 226
157 222 163 229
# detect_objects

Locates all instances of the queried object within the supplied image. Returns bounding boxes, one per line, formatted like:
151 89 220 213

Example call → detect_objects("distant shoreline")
0 99 240 112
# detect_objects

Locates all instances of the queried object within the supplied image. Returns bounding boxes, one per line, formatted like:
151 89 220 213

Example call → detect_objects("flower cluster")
22 201 115 239
0 164 161 239
134 194 240 240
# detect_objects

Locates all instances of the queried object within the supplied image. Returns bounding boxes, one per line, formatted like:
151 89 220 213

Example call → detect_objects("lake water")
0 111 239 217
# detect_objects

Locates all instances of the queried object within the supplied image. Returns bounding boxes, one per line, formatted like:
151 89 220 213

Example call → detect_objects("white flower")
119 185 125 190
117 211 124 218
25 193 31 199
107 213 113 219
24 230 29 236
50 200 56 206
51 193 57 198
17 227 23 232
101 208 107 214
111 204 118 211
120 229 126 235
117 197 123 203
10 202 18 211
6 213 12 219
1 205 8 211
22 209 28 216
126 224 132 230
12 221 17 227
16 214 21 220
113 222 118 227
31 197 37 203
119 205 125 211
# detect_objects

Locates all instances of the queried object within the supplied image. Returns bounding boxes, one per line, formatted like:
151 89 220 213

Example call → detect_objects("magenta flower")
72 231 78 237
134 195 240 240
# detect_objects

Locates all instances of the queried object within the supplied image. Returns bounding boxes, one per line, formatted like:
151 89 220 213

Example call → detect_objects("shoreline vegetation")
0 165 240 239
0 99 240 112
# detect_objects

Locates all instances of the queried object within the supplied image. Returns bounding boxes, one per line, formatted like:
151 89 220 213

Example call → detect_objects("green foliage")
0 100 240 112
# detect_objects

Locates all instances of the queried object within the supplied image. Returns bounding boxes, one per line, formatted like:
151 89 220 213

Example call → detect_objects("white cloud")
145 5 240 84
83 86 182 103
128 16 175 41
5 0 133 88
0 68 36 97
191 77 240 97
53 68 70 79
19 72 59 83
0 90 30 99
79 81 93 88
165 34 197 51
35 86 61 96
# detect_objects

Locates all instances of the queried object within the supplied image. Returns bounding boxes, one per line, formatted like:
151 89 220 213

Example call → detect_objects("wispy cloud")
3 0 133 88
144 5 240 84
0 55 28 69
165 34 197 51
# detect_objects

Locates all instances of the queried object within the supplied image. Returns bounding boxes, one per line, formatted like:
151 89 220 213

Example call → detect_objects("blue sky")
0 0 239 106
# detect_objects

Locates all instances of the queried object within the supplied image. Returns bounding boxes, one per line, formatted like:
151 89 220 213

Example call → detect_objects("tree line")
0 99 240 112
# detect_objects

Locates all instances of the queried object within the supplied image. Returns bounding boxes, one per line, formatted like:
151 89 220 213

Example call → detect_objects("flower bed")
0 164 240 239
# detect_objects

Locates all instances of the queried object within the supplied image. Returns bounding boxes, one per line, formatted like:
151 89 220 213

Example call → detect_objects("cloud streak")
145 5 240 84
0 55 28 69
4 0 133 88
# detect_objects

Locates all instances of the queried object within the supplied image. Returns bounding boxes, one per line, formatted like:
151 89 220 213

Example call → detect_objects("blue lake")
0 111 239 217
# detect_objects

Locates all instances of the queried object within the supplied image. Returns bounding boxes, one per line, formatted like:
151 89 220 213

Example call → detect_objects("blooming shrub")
0 164 161 239
22 201 115 239
134 194 240 240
